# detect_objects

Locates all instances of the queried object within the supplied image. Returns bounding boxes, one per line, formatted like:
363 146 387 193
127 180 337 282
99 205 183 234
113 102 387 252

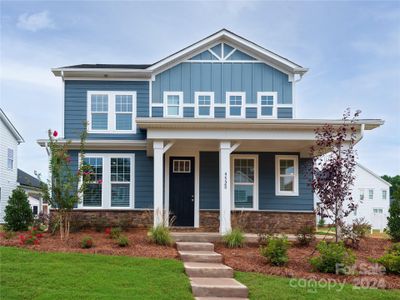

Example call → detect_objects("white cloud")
17 11 54 32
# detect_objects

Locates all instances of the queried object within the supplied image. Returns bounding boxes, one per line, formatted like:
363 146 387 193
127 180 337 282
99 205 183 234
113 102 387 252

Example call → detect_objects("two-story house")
0 108 24 223
38 29 383 234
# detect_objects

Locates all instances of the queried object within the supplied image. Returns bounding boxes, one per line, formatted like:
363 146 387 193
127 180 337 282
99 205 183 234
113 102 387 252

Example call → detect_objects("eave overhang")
37 139 147 150
51 68 153 80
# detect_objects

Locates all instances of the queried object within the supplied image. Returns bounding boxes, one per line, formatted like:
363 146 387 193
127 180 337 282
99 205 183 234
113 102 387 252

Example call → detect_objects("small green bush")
387 198 400 242
4 188 33 231
110 227 122 239
223 228 245 248
376 243 400 274
81 236 94 249
296 225 315 246
117 235 129 247
148 225 173 246
310 241 355 274
260 235 290 266
352 218 371 238
318 218 325 228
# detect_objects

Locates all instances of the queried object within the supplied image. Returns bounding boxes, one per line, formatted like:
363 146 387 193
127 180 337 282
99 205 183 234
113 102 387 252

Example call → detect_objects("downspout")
355 124 365 144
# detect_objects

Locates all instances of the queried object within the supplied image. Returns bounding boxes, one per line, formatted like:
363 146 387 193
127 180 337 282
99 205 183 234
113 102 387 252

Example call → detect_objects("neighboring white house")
17 169 47 216
0 108 24 223
315 163 391 232
345 163 391 232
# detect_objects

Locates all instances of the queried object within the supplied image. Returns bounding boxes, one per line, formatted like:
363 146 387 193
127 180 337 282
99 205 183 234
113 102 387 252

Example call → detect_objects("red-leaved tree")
311 109 361 242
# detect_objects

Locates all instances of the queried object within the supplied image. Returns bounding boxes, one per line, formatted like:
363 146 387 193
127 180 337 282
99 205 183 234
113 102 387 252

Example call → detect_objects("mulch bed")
0 228 177 259
215 237 400 289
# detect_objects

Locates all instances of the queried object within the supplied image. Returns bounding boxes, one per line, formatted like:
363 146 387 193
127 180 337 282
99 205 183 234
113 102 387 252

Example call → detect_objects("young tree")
387 198 400 242
4 188 33 231
311 109 360 242
38 128 91 240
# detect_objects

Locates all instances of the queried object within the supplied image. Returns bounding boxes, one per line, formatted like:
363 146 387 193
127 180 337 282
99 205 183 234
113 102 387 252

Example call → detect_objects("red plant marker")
53 130 58 137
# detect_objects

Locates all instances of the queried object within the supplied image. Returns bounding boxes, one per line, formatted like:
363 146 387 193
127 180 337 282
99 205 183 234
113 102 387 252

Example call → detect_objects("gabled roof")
357 163 392 187
52 29 308 78
17 169 42 189
0 108 24 143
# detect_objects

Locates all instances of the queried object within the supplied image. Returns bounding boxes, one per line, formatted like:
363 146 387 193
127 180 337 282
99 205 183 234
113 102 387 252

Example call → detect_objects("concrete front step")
190 277 249 298
172 232 222 242
176 242 214 252
179 251 222 263
184 262 233 278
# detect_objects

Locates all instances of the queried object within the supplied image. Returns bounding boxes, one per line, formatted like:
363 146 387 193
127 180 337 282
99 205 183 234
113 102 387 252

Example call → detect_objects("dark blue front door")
169 157 195 226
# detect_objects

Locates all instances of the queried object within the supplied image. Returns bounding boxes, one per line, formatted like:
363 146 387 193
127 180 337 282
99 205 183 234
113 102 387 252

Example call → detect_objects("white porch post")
153 141 164 227
219 141 232 234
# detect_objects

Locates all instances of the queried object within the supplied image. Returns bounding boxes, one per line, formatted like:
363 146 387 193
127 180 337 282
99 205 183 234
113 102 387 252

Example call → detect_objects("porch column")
219 141 232 234
153 141 164 227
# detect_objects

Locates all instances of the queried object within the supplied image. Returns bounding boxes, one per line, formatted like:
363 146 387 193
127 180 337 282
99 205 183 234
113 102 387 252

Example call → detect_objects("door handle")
191 195 194 202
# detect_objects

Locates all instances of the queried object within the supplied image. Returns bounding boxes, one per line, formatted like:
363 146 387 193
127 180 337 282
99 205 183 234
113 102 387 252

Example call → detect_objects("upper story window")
257 92 277 118
87 91 136 133
7 148 14 170
382 190 387 200
227 92 245 118
368 189 374 200
195 92 214 118
275 155 299 196
164 92 183 117
359 189 365 201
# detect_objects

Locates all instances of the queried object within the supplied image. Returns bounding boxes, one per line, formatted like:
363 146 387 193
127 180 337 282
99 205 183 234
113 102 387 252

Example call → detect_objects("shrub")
19 228 43 246
32 212 49 232
376 243 400 274
296 225 315 246
342 218 371 249
259 235 290 266
117 235 129 247
387 198 400 242
223 228 245 248
318 218 325 228
110 227 122 239
4 188 33 231
81 236 93 249
310 241 355 274
352 218 371 238
148 225 173 246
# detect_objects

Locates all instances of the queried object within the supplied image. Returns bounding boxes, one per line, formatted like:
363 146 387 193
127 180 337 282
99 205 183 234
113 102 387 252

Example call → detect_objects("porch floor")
171 232 333 243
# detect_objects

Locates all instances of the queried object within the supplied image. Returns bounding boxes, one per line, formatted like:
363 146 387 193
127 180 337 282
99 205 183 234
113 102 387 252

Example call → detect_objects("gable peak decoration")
189 43 256 62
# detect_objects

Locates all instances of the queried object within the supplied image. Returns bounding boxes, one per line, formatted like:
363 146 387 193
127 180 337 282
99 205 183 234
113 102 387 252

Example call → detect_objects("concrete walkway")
177 241 249 300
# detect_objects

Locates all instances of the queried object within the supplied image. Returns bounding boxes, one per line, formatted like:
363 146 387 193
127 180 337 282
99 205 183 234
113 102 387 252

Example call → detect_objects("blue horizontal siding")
67 150 153 209
214 107 226 118
199 151 313 211
277 107 293 119
246 107 257 118
151 107 163 117
64 81 149 140
152 62 292 106
183 107 194 117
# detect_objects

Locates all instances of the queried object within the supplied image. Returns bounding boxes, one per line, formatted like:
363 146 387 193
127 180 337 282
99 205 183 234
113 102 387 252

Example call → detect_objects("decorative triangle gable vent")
188 43 257 62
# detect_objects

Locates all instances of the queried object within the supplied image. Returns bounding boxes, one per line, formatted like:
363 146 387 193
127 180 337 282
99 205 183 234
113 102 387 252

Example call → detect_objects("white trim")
226 92 246 118
275 155 299 196
164 151 200 228
78 153 135 209
194 91 215 118
163 91 183 118
230 154 259 211
149 79 152 117
87 91 137 134
257 92 277 119
357 163 392 187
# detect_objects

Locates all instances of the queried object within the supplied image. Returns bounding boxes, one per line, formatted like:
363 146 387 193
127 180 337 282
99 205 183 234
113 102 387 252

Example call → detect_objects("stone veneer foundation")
55 209 315 233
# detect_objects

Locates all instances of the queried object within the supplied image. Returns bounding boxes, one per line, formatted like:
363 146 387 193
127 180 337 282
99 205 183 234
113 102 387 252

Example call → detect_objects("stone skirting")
50 209 153 230
200 210 316 234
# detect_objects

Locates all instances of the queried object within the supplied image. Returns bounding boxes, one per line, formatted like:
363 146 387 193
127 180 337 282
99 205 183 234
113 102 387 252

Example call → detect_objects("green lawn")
236 272 400 300
0 247 193 300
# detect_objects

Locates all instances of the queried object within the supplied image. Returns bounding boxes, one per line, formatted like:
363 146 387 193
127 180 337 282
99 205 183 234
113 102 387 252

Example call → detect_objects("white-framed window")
368 189 374 200
7 148 14 170
359 189 365 201
226 92 245 118
231 154 258 210
382 189 387 200
275 155 299 196
87 91 136 133
164 92 183 117
195 92 214 118
80 154 135 209
373 208 383 214
257 92 277 118
173 159 191 173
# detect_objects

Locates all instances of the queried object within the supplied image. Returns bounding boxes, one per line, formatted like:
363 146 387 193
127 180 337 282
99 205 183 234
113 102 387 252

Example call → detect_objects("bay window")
275 155 299 196
231 155 258 210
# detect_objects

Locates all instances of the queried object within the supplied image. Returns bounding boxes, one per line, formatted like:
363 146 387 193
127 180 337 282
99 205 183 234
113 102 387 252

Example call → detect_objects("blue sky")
1 1 399 178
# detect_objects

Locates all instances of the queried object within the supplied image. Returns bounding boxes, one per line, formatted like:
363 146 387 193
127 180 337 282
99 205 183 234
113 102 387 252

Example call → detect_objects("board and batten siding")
0 119 19 223
152 62 292 105
64 80 149 140
199 151 313 211
68 150 154 209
